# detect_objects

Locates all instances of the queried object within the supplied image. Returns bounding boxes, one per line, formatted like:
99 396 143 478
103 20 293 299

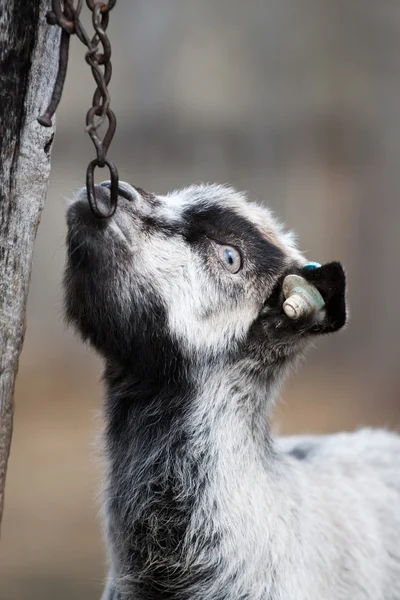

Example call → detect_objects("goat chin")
64 182 400 600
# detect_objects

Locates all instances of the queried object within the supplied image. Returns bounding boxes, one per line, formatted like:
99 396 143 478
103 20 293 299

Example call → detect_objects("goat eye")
215 244 242 274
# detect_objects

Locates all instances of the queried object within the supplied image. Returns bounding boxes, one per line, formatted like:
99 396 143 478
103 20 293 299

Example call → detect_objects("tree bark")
0 0 60 531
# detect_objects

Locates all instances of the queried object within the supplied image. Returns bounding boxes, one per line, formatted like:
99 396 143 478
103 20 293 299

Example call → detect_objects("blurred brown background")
2 1 400 598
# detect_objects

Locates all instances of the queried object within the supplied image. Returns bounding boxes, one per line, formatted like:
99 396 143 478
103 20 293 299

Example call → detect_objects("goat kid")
64 182 400 600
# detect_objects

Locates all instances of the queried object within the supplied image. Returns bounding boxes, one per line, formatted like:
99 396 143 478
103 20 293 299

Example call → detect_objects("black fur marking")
140 214 183 236
183 205 285 278
103 363 226 600
90 283 226 599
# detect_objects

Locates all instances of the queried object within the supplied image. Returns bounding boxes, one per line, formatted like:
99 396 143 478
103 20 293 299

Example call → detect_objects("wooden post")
0 0 60 531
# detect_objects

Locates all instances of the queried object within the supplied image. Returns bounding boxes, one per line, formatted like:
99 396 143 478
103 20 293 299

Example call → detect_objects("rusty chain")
38 0 119 218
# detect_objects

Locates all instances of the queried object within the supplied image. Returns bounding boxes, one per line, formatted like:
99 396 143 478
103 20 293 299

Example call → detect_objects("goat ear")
301 261 347 334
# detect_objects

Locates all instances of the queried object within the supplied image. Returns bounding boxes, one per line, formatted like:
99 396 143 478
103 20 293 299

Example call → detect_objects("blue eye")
215 243 242 273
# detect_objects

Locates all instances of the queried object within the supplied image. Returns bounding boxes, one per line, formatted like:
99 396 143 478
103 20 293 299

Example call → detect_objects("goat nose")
99 180 135 201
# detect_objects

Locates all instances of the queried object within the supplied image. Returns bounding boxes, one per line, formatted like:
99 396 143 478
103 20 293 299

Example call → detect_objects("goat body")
64 182 400 600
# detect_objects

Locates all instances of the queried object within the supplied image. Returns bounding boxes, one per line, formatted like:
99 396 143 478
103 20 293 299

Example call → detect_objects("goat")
64 182 400 600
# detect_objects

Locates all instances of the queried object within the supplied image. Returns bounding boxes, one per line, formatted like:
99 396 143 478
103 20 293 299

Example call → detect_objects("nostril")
100 180 135 202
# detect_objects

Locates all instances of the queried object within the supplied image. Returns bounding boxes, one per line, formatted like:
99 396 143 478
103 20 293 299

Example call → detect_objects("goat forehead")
155 184 297 257
161 184 264 226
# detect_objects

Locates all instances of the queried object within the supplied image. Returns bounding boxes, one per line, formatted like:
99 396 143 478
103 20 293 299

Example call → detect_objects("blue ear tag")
303 261 321 270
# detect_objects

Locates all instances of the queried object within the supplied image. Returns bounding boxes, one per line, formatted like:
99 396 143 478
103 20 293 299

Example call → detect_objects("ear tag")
282 274 325 320
303 261 321 270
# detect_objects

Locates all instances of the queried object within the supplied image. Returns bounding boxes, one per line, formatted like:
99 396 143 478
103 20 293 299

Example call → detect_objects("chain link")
38 0 119 218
